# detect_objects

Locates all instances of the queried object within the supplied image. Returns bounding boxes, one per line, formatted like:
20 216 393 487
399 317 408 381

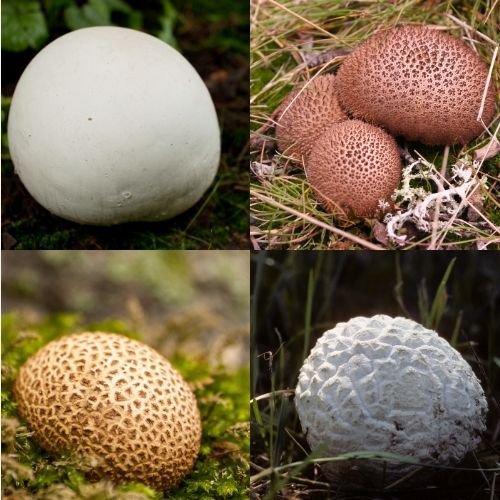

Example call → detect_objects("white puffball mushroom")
8 27 220 225
295 315 488 486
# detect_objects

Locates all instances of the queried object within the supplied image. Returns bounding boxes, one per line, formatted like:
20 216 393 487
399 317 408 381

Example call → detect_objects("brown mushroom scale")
14 332 202 491
336 25 497 145
306 120 401 218
275 74 347 162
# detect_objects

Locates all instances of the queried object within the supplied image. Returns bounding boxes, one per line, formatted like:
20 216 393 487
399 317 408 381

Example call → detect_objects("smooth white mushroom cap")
295 315 487 483
8 26 220 225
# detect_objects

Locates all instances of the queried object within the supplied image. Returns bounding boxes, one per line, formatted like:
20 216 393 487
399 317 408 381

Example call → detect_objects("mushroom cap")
7 27 220 225
275 74 347 162
305 120 401 218
336 25 497 145
14 332 202 491
295 315 488 485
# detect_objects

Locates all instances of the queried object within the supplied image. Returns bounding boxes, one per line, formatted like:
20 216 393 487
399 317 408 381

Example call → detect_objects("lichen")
384 154 489 245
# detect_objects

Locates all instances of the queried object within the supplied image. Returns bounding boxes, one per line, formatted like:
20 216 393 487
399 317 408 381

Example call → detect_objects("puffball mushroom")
275 74 347 162
14 332 202 491
295 315 488 486
305 120 401 218
336 25 497 145
8 27 220 225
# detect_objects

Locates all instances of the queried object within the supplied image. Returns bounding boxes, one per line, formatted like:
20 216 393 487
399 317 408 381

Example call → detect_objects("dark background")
252 252 499 387
2 0 249 249
250 251 500 499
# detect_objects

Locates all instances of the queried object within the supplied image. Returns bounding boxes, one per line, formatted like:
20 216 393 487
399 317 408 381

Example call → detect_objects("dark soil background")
2 0 249 249
251 251 500 499
252 252 499 377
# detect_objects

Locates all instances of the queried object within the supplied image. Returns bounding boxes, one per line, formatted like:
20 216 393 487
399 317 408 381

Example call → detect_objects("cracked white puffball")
8 27 220 225
295 315 487 485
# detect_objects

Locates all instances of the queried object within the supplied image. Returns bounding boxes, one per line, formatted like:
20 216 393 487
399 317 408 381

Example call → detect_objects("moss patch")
1 313 249 499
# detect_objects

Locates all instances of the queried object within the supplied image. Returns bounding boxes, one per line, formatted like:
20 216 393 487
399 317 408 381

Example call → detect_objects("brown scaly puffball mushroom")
275 74 347 163
336 25 497 145
14 332 202 491
306 120 401 218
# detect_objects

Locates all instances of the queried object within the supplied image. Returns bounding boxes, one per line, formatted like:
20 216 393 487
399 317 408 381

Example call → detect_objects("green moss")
1 314 249 499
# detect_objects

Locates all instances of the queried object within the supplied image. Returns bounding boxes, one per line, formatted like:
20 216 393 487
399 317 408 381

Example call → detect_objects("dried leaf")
1 232 17 250
473 137 500 162
373 221 390 246
466 189 484 222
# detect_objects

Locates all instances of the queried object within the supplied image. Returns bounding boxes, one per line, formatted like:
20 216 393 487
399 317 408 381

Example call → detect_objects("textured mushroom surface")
305 120 401 218
295 315 488 485
14 332 201 491
275 74 347 162
336 25 497 145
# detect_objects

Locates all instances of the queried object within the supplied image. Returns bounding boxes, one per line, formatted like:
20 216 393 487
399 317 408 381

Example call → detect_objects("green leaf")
64 0 111 29
63 0 139 30
42 0 75 25
156 0 178 48
1 0 49 52
428 257 456 331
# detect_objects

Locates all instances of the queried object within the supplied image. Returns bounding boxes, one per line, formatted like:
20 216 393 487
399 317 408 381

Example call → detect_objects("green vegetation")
2 0 249 249
1 313 249 499
250 0 499 250
250 252 500 499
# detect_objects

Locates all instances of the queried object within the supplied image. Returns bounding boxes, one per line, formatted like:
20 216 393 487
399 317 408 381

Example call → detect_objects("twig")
251 389 295 403
250 0 262 32
251 225 321 246
490 471 497 500
473 135 500 162
429 146 450 249
266 0 337 40
250 232 261 250
445 13 497 45
251 190 385 250
484 0 499 24
477 45 498 123
300 48 351 68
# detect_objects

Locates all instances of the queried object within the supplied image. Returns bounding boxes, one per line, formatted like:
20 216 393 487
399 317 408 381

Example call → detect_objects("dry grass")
250 0 500 250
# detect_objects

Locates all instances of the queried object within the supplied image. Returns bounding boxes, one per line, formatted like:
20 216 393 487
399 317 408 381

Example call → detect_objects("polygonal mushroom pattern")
305 120 401 217
295 315 487 484
15 332 202 491
336 25 497 145
275 74 347 162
